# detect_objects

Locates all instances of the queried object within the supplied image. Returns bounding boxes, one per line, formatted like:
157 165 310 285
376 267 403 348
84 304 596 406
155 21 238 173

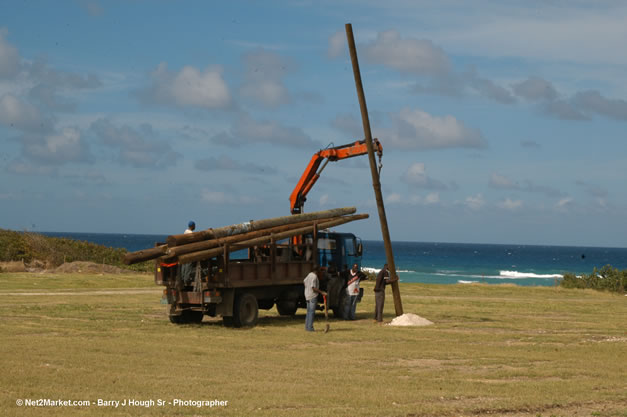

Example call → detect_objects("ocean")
42 232 627 287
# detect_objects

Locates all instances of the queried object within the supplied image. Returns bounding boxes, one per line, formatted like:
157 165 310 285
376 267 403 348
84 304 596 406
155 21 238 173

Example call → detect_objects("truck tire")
169 314 185 324
276 300 297 316
233 293 259 328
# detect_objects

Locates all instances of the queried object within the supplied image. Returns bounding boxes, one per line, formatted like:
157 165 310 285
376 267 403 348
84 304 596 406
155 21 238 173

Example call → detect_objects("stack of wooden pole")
123 207 368 265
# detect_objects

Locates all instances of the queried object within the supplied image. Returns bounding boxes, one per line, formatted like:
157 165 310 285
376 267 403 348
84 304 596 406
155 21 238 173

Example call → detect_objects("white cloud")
212 113 318 148
240 80 289 108
331 113 363 138
381 108 486 150
521 140 541 149
425 192 440 205
437 4 627 67
465 194 485 210
572 90 627 121
140 62 232 109
555 197 574 211
201 190 234 204
386 192 402 204
489 173 564 197
239 49 293 108
80 0 104 17
362 30 450 75
21 127 91 165
402 162 447 189
0 94 51 132
0 28 20 79
464 68 515 104
544 99 587 120
512 77 558 101
328 30 345 58
576 180 608 199
489 173 517 189
498 198 523 210
412 67 515 104
90 118 181 168
7 160 57 176
28 58 101 90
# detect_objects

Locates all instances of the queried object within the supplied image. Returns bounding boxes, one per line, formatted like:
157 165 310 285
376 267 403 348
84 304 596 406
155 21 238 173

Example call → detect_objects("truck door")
344 235 361 270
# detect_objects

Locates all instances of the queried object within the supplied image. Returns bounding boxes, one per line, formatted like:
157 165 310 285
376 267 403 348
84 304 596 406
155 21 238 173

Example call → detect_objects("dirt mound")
53 261 128 274
0 261 27 273
389 313 434 327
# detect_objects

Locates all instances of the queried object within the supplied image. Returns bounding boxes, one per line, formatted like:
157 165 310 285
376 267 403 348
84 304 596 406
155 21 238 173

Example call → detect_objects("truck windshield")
317 238 336 250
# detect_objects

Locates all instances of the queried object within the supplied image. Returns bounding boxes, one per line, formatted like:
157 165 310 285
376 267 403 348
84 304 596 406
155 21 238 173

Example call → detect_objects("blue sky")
1 1 626 247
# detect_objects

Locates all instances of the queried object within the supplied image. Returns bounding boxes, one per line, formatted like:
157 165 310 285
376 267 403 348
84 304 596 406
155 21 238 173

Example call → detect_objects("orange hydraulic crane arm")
289 138 382 214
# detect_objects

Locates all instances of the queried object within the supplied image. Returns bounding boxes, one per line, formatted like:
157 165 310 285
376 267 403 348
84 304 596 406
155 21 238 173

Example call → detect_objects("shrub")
560 265 626 293
0 229 152 272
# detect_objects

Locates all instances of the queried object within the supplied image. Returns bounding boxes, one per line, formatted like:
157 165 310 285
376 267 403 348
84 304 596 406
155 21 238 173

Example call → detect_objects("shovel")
323 294 330 333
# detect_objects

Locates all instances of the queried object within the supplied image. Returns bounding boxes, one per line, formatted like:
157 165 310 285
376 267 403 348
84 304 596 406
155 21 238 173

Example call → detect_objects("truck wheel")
169 314 185 324
276 301 297 316
233 293 258 328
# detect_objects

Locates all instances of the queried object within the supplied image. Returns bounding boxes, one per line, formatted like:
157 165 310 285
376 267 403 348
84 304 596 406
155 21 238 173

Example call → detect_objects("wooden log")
166 207 356 247
177 213 369 264
123 245 167 265
346 24 403 315
166 218 327 258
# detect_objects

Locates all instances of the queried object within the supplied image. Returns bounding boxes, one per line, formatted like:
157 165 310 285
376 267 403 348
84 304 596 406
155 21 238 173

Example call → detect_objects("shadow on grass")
188 311 370 330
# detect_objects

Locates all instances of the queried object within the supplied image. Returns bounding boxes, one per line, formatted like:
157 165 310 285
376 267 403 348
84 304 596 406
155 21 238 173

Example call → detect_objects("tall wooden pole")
345 23 403 316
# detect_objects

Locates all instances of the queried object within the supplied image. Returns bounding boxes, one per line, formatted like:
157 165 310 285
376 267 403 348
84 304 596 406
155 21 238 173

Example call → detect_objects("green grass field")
1 273 625 417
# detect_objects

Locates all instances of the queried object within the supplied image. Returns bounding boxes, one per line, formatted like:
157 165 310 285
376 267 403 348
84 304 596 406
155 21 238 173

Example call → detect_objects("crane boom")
290 138 382 214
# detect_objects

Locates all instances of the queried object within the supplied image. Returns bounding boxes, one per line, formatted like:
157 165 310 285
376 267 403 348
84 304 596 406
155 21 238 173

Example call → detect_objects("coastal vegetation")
1 273 625 416
561 265 627 293
0 229 151 273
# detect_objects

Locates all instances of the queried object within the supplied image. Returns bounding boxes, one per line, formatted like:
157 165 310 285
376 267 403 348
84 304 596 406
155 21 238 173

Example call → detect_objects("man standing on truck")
304 266 326 332
181 221 196 285
345 263 361 320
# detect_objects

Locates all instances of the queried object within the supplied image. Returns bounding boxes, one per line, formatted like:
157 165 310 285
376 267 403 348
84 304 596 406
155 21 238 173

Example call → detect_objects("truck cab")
315 231 362 273
313 231 364 318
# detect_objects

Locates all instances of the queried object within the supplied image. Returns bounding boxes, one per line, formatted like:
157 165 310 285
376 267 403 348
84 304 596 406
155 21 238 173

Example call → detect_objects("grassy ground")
0 273 625 417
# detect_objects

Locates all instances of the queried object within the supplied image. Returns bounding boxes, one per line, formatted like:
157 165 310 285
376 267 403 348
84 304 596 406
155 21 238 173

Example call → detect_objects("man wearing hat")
185 221 195 234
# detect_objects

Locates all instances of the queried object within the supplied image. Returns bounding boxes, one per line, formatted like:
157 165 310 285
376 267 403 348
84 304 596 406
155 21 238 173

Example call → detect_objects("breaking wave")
362 267 414 275
499 270 563 279
433 270 563 280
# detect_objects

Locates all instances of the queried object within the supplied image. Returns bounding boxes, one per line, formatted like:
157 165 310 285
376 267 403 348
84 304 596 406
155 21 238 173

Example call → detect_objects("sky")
1 1 626 248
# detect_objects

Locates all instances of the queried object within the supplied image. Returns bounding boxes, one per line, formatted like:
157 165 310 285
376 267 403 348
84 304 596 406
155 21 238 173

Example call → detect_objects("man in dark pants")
374 263 391 323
